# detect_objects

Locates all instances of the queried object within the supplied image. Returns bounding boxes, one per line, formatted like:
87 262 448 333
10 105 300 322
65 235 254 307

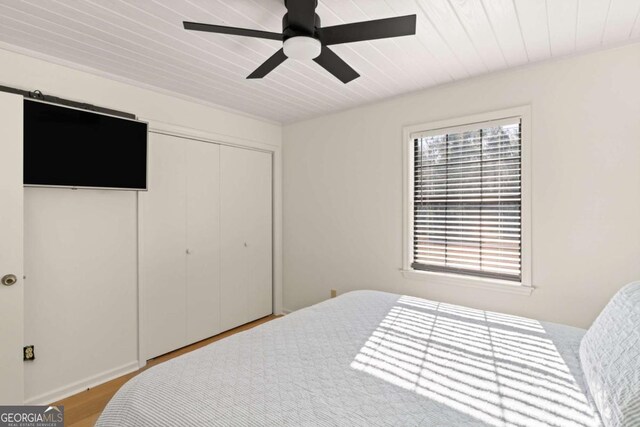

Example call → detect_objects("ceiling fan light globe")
283 36 321 60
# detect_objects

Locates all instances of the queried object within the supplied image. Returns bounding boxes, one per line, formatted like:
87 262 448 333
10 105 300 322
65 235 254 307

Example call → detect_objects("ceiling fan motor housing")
282 13 321 40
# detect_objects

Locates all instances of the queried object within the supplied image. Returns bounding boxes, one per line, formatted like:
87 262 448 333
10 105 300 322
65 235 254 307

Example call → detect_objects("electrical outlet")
24 345 35 361
330 289 337 298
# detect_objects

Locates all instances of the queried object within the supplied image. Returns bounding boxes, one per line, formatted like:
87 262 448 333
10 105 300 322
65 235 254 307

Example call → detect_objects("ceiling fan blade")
247 49 288 79
313 46 359 84
319 15 416 45
284 0 317 35
184 21 283 41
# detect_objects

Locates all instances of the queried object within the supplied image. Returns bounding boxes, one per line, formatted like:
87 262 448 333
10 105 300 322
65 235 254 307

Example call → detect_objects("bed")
97 288 638 426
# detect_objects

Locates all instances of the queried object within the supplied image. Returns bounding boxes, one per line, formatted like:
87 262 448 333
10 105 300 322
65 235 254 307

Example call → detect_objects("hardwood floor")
52 315 280 427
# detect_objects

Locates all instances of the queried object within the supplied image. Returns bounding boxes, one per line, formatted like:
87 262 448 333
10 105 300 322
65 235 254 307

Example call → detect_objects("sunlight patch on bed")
350 296 601 427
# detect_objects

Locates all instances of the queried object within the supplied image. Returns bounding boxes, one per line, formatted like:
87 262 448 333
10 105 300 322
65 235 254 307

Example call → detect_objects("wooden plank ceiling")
0 0 638 123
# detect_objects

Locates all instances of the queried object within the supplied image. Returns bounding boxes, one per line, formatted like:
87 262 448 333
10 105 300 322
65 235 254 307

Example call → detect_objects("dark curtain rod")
0 84 136 120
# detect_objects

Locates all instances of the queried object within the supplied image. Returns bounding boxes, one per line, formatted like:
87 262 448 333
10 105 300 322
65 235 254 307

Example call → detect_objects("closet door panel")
220 146 272 331
245 150 272 322
140 133 187 359
186 142 221 344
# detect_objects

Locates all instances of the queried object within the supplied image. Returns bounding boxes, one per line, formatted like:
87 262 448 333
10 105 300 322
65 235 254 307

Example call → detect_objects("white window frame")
402 106 533 296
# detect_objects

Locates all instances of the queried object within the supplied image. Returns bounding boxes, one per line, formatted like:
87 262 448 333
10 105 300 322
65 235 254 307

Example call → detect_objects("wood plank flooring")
52 315 280 427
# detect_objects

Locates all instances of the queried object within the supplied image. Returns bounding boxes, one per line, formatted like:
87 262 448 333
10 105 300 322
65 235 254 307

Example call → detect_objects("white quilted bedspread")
97 291 602 426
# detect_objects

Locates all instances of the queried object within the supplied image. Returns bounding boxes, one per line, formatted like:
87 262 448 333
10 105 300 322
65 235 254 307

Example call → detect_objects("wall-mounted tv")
23 99 148 190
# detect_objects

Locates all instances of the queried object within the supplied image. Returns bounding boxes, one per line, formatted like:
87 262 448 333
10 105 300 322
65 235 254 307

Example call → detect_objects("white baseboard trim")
281 308 292 315
24 360 140 405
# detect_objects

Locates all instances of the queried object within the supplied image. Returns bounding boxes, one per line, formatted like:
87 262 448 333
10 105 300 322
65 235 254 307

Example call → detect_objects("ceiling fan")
183 0 417 84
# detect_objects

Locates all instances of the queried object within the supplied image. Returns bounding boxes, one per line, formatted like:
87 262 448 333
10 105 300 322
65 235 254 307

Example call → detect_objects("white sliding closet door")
142 135 271 358
220 146 273 331
140 133 188 359
141 133 222 360
186 142 221 344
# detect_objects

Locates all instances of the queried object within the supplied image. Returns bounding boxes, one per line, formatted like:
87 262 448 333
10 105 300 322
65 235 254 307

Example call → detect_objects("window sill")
400 269 534 296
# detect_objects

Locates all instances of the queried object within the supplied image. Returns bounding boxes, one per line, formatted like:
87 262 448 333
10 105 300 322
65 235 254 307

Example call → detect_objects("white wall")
24 188 138 403
283 43 640 329
0 47 281 403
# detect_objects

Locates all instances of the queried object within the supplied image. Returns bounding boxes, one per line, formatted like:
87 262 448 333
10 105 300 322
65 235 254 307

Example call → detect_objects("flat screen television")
23 99 148 190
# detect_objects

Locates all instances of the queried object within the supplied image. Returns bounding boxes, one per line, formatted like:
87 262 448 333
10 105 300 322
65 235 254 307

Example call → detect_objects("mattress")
97 291 603 426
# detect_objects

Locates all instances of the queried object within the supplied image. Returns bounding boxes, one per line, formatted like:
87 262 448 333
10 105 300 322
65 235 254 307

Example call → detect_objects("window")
403 108 531 291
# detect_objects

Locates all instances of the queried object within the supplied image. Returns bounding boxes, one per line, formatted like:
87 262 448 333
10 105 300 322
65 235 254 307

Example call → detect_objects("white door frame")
0 92 24 404
136 119 283 368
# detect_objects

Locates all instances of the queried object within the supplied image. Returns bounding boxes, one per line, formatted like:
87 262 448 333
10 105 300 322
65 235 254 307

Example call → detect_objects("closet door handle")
186 249 191 255
243 242 248 248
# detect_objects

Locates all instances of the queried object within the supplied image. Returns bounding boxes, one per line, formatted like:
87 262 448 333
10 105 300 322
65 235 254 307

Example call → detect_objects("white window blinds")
412 118 522 282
